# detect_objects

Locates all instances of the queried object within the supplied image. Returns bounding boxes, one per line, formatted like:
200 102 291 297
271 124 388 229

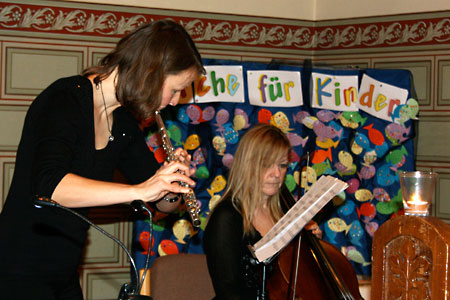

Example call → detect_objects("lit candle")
405 194 429 215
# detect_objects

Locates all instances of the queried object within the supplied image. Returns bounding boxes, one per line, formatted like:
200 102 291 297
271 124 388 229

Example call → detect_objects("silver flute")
154 110 201 228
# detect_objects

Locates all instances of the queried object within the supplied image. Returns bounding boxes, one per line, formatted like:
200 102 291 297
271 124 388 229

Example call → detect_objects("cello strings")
291 151 310 300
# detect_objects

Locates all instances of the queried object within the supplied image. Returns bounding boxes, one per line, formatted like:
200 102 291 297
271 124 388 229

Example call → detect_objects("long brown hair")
222 123 291 236
83 19 204 121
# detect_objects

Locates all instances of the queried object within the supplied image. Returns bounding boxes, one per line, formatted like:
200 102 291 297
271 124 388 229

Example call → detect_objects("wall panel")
373 59 432 108
434 168 450 219
438 57 450 107
313 59 370 70
416 116 450 162
82 270 130 300
0 40 89 103
5 48 83 95
83 221 120 265
0 152 15 209
0 108 26 150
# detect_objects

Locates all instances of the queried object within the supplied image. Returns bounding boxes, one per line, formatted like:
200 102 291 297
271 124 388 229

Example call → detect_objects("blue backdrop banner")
133 59 417 276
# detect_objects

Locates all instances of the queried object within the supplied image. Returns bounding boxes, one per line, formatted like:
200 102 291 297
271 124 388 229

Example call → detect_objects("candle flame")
408 193 427 205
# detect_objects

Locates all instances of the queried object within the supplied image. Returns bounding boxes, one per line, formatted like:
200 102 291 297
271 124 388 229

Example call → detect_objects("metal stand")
118 283 153 300
257 262 269 300
254 234 303 300
33 197 154 300
255 255 277 300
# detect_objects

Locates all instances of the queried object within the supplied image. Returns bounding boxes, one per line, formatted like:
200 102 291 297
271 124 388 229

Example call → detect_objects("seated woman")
203 123 320 300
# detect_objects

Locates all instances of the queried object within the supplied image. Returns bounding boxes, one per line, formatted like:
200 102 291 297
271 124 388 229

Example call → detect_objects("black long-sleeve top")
203 198 265 300
0 75 159 280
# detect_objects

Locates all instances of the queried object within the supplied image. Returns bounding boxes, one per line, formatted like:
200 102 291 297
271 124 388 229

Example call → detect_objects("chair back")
148 254 215 300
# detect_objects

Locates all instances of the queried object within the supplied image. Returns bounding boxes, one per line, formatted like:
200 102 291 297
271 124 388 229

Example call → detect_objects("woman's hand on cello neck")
305 220 323 239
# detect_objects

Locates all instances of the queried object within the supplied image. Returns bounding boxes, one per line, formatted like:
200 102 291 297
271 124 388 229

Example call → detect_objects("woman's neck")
91 71 120 111
252 204 274 237
90 71 121 149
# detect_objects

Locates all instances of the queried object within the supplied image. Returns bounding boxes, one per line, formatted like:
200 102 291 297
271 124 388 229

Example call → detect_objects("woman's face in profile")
261 156 289 199
159 66 198 110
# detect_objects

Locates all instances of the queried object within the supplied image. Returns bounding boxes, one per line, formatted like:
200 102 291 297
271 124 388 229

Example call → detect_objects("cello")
265 183 364 300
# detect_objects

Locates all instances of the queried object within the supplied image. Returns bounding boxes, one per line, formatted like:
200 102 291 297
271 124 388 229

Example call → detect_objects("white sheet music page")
250 175 348 262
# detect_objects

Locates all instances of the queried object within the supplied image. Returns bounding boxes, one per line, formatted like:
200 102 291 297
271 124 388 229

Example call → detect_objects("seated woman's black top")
203 197 266 300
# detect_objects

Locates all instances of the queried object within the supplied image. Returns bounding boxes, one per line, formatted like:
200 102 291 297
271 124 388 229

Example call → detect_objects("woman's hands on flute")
140 147 195 212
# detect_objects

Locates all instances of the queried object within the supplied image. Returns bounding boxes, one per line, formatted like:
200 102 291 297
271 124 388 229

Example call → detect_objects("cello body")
266 231 363 300
267 184 363 300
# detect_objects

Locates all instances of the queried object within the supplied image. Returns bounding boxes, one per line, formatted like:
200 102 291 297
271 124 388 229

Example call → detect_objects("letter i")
334 82 341 106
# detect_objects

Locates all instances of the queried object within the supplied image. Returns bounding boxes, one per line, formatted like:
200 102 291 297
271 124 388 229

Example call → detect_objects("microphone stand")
33 196 153 300
128 200 154 298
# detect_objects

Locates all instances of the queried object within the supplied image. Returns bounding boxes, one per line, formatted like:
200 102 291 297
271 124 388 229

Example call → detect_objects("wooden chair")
140 254 216 300
372 215 450 299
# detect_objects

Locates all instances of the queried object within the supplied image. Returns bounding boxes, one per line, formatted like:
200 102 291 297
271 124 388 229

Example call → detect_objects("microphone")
34 196 58 207
33 196 153 300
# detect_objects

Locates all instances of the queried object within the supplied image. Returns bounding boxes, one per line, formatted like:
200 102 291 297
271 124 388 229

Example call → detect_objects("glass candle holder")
398 171 437 216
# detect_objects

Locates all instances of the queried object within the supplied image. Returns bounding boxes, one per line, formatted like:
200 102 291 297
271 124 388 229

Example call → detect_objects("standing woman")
0 20 204 300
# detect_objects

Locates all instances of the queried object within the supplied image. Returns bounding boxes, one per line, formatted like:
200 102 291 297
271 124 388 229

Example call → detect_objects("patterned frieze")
0 1 448 53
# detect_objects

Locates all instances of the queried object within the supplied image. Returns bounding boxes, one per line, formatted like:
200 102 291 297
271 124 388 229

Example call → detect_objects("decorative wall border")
0 1 449 52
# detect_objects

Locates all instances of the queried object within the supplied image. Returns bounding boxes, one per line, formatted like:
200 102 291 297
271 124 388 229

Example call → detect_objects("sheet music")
250 175 348 262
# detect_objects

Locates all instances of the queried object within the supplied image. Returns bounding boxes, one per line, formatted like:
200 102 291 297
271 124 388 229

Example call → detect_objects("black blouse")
0 75 159 280
203 198 267 300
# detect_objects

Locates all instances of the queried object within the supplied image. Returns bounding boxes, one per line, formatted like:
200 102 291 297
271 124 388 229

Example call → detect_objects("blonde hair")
222 123 291 236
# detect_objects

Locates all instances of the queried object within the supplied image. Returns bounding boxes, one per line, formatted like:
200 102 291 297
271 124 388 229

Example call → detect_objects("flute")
154 110 201 228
